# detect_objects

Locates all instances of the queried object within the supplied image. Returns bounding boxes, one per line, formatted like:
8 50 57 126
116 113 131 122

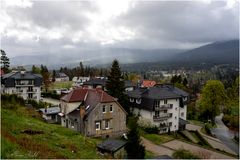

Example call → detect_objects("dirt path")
141 137 174 156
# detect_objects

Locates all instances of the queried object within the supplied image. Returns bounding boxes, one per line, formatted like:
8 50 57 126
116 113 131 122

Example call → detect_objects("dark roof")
83 78 106 86
97 139 127 152
56 72 68 78
39 106 60 115
179 118 189 126
127 84 188 100
127 84 189 111
1 71 42 87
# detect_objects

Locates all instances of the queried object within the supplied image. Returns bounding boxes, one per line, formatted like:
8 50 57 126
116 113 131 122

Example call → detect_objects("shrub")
204 123 212 135
173 149 200 159
41 92 61 100
141 126 159 134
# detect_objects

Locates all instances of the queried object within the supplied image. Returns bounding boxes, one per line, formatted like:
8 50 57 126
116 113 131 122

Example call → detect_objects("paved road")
186 123 236 155
141 137 235 159
141 137 174 156
162 140 235 159
211 113 239 155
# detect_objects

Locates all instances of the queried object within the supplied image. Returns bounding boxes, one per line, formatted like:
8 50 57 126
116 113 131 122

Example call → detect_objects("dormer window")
130 98 134 102
136 98 141 104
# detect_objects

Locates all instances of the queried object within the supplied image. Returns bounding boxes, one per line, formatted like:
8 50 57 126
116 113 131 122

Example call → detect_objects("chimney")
79 105 85 134
80 105 85 118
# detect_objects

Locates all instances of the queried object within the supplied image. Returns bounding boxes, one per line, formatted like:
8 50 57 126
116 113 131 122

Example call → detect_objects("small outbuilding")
39 106 61 123
97 139 127 158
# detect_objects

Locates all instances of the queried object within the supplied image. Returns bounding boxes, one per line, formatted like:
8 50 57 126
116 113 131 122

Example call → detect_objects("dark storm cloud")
1 0 239 58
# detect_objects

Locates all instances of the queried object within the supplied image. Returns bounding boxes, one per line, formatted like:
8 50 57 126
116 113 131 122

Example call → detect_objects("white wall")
132 98 187 133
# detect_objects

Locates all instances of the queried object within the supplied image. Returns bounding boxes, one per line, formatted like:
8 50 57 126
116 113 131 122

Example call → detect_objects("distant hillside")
10 48 184 70
173 40 239 64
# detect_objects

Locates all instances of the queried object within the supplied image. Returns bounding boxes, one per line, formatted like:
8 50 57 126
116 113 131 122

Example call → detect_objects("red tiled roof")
142 80 156 88
61 88 115 103
61 88 88 102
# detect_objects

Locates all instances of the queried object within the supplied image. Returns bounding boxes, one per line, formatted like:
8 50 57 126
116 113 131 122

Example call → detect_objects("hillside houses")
1 71 42 102
127 84 189 133
59 88 127 137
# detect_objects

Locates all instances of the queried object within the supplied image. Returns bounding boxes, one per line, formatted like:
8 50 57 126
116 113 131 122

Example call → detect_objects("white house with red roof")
59 88 127 137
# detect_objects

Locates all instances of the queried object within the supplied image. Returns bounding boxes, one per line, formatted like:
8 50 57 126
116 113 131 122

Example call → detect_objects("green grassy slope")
1 105 101 159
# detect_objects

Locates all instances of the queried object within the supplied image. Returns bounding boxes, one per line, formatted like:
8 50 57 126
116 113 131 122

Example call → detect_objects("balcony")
153 114 170 121
155 104 173 111
159 123 169 128
16 83 34 86
27 89 37 93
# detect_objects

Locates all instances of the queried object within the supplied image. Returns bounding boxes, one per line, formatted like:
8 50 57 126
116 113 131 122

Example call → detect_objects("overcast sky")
0 0 239 58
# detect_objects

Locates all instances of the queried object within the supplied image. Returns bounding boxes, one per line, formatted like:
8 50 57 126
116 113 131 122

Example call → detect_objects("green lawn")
142 132 174 145
51 81 73 89
189 120 204 126
1 106 102 159
145 151 156 159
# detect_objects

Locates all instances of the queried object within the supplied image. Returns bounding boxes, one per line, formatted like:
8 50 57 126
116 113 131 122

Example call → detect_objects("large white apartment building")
127 84 188 134
1 71 42 102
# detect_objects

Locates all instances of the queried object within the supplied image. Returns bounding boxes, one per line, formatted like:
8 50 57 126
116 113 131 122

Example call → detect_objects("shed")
39 106 61 123
97 139 127 158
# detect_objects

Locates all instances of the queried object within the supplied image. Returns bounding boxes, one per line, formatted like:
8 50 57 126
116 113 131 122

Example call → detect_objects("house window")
169 113 173 117
169 122 172 126
181 112 184 117
136 98 141 104
164 99 167 104
95 122 101 130
175 107 177 111
110 105 113 112
154 100 160 107
164 110 167 113
155 111 159 117
175 116 177 119
102 105 106 113
130 98 134 102
105 120 110 129
170 104 173 109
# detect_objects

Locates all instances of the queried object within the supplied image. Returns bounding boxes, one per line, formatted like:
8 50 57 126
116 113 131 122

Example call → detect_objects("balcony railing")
16 83 34 86
153 114 170 121
155 104 173 111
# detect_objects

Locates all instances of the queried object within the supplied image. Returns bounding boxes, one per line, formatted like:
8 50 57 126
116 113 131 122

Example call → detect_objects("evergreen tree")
79 62 84 76
52 70 56 82
106 60 125 97
40 65 51 92
0 49 10 73
106 60 129 113
183 77 188 86
125 117 145 159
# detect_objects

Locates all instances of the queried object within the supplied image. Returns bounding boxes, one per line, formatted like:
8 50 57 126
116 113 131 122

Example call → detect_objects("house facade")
59 88 127 137
127 84 188 133
55 72 69 82
1 71 42 102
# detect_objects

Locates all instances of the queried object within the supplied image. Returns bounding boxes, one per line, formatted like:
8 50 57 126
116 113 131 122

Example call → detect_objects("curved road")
211 113 239 155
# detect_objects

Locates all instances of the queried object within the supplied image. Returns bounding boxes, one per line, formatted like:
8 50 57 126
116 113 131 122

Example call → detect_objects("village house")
82 78 107 90
55 72 69 82
59 88 127 137
127 84 189 133
1 71 42 102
